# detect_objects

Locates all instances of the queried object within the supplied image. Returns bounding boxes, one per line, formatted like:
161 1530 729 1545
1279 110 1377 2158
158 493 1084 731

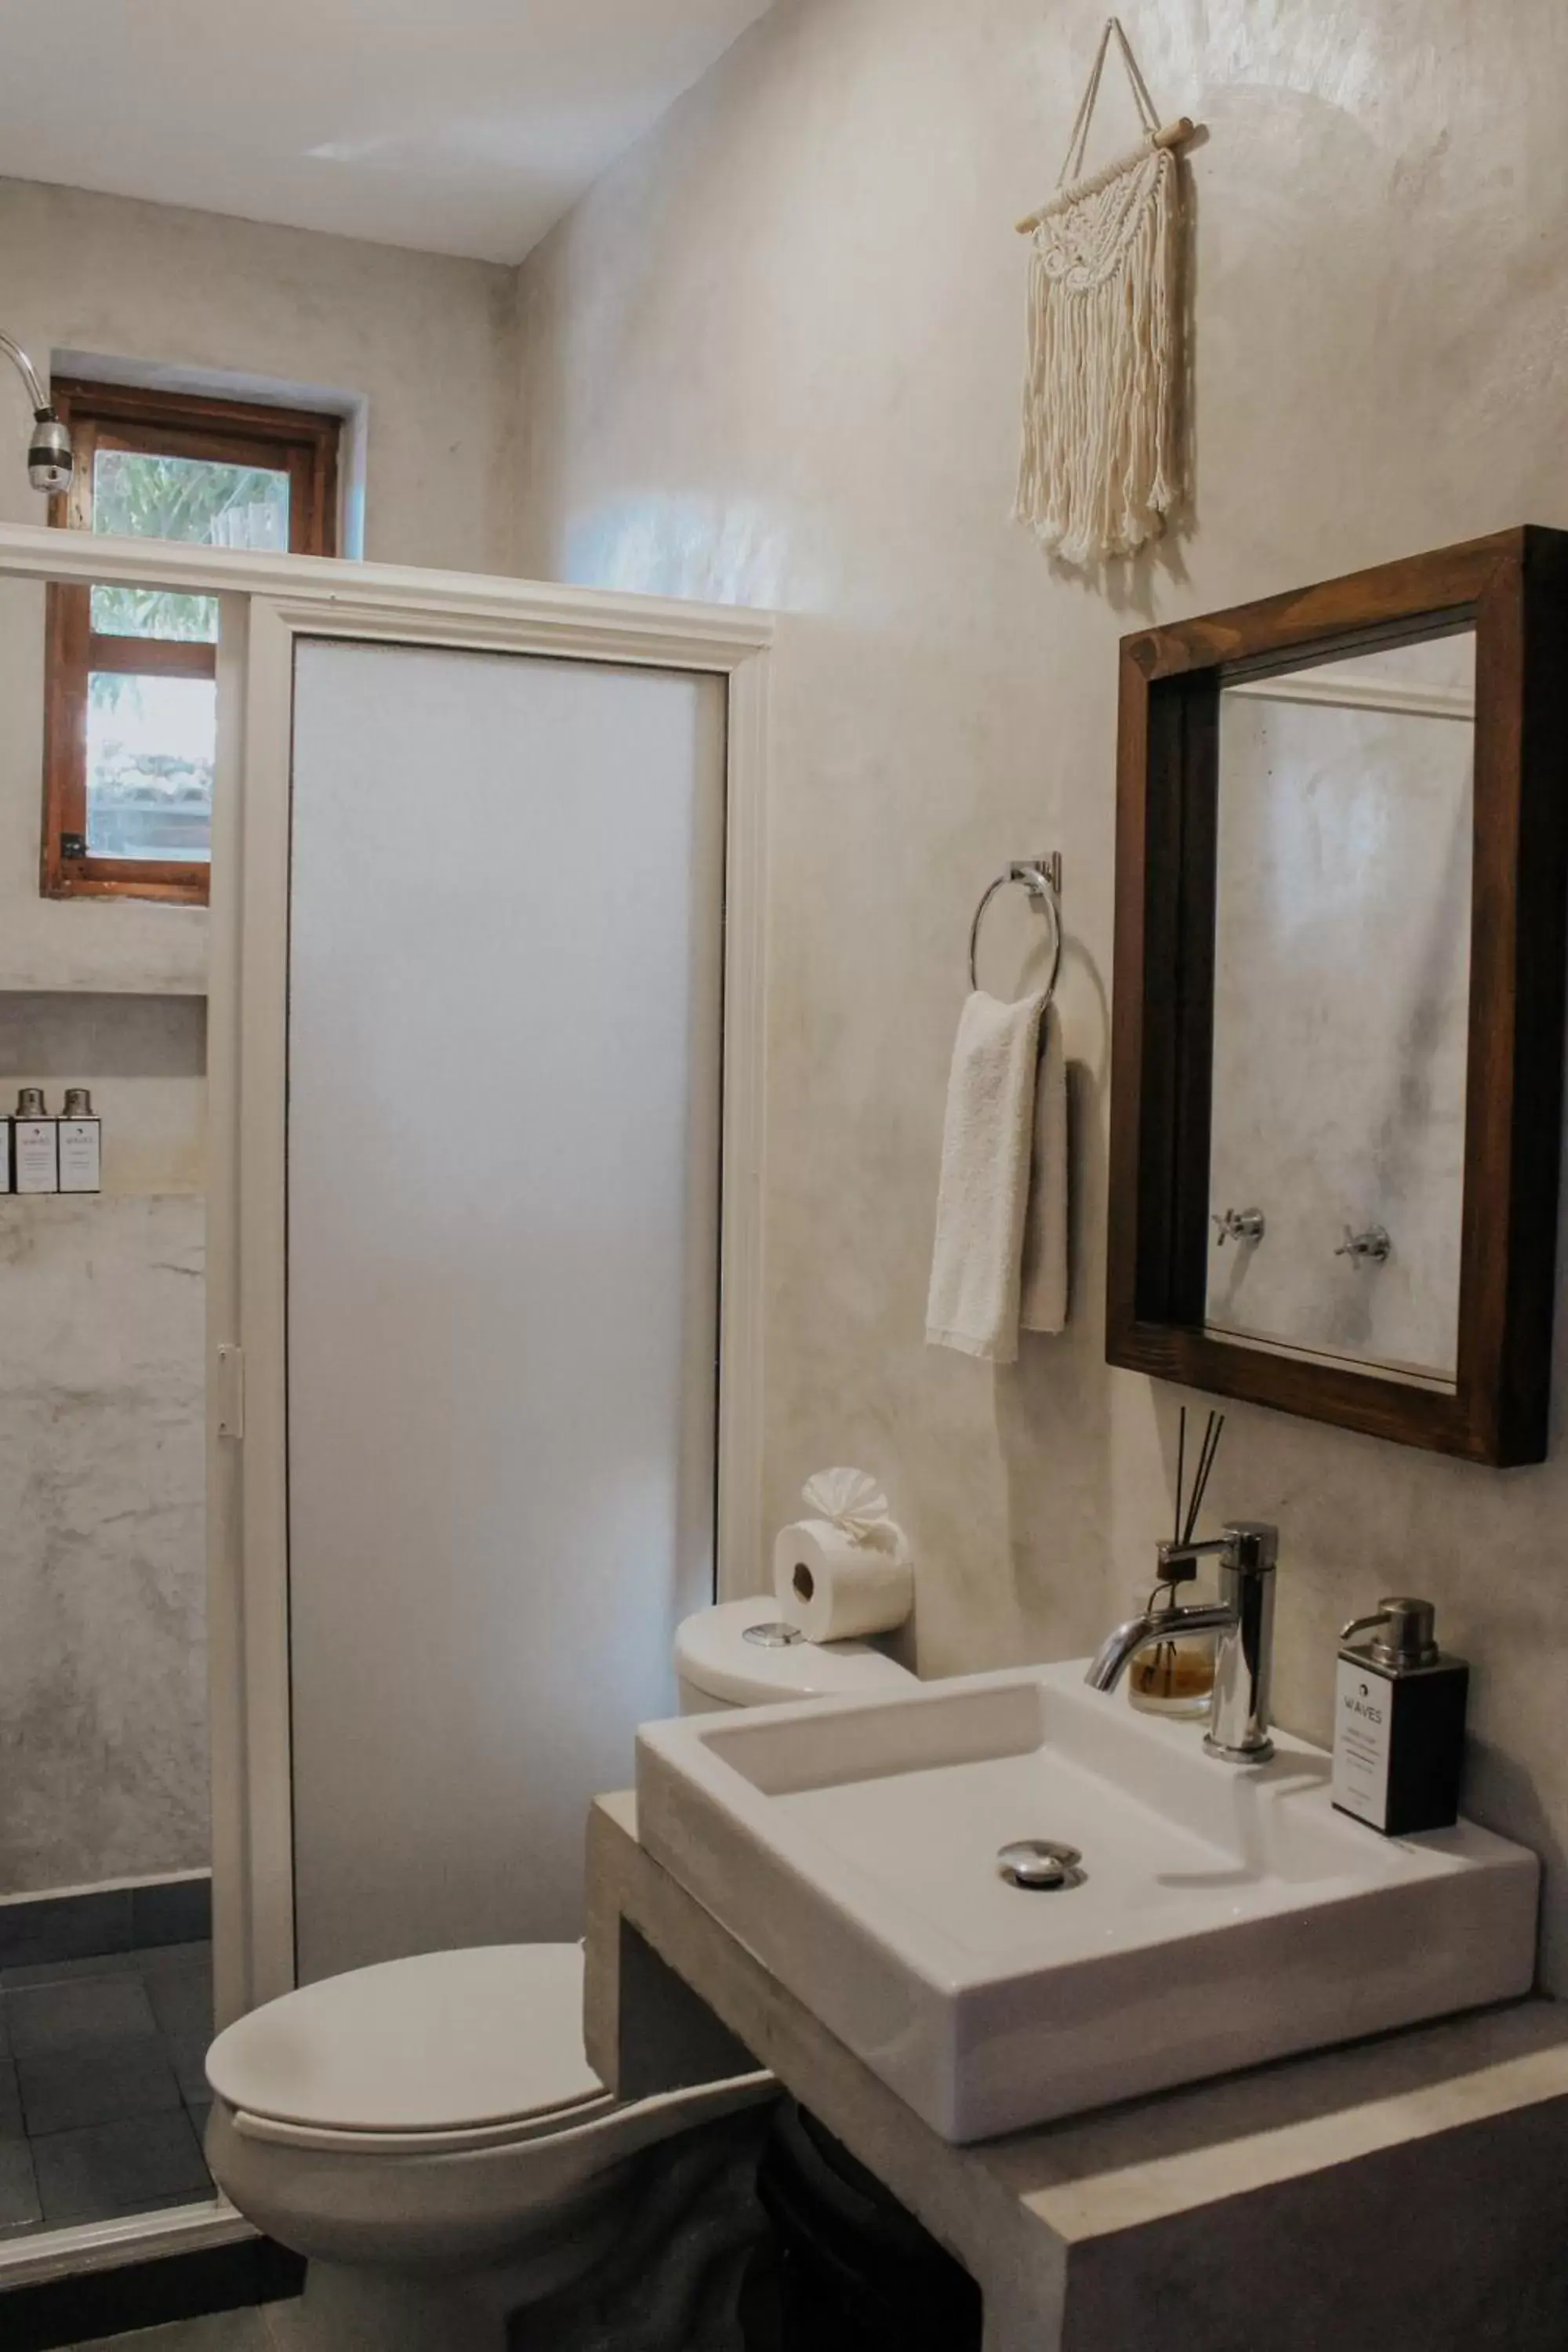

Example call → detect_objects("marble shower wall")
0 998 206 1895
0 1196 206 1894
0 191 520 1894
516 0 1568 1987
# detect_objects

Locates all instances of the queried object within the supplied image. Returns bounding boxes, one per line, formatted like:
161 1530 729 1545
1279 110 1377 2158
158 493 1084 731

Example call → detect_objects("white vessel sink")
636 1661 1538 2143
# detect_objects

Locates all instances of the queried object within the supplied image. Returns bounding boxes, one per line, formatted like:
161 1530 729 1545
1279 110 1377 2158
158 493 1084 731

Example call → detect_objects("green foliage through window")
91 449 289 641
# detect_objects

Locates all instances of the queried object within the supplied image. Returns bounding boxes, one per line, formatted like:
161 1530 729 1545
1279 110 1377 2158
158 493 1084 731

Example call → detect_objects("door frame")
0 521 771 2085
222 587 771 2013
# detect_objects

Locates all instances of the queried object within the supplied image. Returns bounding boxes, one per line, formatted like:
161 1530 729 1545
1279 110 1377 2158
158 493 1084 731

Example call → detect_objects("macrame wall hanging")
1014 18 1192 568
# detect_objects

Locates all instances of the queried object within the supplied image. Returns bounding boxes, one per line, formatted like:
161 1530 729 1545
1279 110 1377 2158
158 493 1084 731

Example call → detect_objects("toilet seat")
227 2091 621 2158
207 1944 613 2154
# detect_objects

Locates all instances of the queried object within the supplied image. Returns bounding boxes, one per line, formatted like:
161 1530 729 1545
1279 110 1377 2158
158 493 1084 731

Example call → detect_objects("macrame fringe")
1015 139 1178 567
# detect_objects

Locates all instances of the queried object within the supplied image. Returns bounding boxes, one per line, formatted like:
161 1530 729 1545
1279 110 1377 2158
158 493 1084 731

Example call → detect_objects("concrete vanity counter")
586 1793 1568 2352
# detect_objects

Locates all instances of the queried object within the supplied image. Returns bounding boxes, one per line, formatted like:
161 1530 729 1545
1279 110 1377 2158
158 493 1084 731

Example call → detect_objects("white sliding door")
285 639 726 1982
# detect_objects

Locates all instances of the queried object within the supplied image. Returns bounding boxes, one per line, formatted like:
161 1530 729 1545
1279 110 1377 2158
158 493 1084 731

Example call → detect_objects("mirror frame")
1107 528 1568 1465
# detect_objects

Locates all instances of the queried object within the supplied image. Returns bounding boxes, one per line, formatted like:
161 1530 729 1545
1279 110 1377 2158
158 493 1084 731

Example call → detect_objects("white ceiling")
0 0 774 264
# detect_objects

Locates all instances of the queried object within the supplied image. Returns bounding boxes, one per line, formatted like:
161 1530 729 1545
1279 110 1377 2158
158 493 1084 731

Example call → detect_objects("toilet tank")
674 1599 916 1713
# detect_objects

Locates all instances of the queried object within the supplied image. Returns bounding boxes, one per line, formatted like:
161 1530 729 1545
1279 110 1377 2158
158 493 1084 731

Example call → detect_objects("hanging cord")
1017 18 1192 233
1058 16 1160 187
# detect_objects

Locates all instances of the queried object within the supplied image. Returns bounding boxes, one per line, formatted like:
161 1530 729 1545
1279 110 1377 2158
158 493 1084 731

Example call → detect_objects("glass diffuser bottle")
1127 1578 1218 1719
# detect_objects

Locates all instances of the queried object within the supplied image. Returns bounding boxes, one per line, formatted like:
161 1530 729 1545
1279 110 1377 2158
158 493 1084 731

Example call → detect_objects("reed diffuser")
1128 1406 1225 1718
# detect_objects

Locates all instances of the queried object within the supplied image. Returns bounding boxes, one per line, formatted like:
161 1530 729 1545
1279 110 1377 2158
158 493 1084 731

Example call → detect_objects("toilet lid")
675 1598 916 1708
205 1944 607 2135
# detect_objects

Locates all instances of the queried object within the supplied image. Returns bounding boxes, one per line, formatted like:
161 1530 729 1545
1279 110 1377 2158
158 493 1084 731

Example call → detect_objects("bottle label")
1332 1656 1392 1828
58 1120 101 1194
14 1120 58 1195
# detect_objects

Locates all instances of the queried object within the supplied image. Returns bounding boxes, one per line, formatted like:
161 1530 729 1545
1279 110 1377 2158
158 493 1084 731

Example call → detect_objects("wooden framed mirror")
1107 529 1568 1465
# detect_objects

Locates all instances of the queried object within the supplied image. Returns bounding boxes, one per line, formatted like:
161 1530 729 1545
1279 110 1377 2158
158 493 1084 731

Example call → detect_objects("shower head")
26 411 73 495
0 331 72 495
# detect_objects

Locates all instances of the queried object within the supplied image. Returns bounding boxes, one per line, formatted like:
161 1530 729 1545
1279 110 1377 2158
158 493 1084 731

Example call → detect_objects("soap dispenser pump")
59 1087 100 1194
1332 1597 1468 1835
13 1087 57 1195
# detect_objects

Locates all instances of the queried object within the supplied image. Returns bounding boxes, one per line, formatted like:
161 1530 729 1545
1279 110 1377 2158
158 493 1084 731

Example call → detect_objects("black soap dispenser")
1331 1597 1468 1835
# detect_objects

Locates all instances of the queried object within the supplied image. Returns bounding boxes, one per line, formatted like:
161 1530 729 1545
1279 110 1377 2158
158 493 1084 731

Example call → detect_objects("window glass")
90 449 289 640
85 673 216 862
44 379 338 902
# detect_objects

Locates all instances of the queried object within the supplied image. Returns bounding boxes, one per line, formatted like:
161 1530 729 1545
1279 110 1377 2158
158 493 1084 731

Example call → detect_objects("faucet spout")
1085 1602 1237 1693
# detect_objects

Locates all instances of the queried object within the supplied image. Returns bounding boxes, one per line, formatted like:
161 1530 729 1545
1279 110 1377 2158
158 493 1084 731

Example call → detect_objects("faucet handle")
1221 1520 1279 1573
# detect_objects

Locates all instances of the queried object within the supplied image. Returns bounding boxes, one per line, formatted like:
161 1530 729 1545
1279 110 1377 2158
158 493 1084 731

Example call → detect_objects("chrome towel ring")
968 855 1063 1004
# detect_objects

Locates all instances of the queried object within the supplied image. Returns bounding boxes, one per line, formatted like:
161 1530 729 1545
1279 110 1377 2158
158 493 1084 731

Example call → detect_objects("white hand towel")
926 989 1069 1362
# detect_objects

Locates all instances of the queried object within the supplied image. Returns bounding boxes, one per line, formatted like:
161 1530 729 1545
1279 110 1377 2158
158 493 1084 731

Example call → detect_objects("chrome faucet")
1086 1521 1279 1762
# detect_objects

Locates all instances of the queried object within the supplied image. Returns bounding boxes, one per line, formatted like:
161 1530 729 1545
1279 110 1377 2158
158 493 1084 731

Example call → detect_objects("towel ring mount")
968 855 1063 1002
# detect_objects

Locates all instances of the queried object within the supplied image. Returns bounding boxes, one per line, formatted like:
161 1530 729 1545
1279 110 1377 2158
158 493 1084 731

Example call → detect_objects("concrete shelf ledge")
0 982 207 1000
586 1791 1568 2352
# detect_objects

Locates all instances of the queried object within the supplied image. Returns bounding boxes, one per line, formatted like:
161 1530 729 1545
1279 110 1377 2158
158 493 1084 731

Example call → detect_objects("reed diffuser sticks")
1176 1405 1225 1549
1132 1405 1226 1711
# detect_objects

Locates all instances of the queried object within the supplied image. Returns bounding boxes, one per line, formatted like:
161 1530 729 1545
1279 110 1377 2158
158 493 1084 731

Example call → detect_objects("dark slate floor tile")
138 1940 213 1980
7 1972 157 2056
0 1994 9 2060
166 2034 212 2105
31 2108 212 2226
260 2305 316 2349
185 2097 213 2140
145 1955 213 2045
131 1878 213 1951
163 2038 212 2106
0 2055 21 2135
70 2312 276 2350
18 2036 182 2136
0 1890 132 1972
0 2133 42 2232
2 1947 144 1991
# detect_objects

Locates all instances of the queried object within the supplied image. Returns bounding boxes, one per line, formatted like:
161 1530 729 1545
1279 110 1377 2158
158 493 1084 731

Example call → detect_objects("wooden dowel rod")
1014 117 1194 234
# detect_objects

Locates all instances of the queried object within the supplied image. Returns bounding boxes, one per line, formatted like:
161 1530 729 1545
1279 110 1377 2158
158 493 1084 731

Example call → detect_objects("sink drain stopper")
997 1838 1086 1891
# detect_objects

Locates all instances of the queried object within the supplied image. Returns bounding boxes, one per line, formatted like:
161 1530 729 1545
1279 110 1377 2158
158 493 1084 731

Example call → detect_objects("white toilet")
205 1599 915 2350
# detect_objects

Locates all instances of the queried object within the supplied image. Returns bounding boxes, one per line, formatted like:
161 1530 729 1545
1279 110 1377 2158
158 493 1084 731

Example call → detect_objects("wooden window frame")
43 379 340 906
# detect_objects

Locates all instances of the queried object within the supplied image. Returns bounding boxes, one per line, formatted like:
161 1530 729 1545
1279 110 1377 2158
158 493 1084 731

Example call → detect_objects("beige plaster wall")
515 0 1568 1987
0 175 521 995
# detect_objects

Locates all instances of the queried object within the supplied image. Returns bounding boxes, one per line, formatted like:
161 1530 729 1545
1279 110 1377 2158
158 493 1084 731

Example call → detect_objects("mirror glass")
1206 630 1475 1386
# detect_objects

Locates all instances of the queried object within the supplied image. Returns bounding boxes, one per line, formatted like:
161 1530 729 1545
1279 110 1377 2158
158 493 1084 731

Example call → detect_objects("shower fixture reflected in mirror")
0 329 73 491
1337 1225 1392 1265
1211 1207 1265 1248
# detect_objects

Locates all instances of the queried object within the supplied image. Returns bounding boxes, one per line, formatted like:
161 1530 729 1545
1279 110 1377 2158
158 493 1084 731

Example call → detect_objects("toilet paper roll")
772 1519 913 1644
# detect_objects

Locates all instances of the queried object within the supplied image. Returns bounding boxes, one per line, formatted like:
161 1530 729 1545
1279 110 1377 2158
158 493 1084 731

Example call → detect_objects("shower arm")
0 332 52 418
0 333 73 494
